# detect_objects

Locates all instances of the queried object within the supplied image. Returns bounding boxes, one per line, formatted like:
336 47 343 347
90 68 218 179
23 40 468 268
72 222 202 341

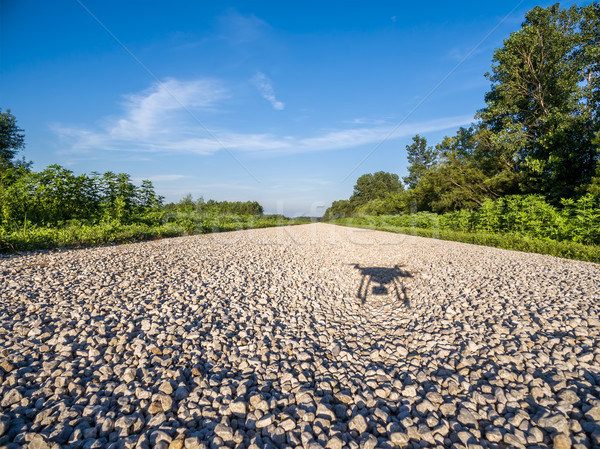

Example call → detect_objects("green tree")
0 109 27 171
403 135 437 189
478 4 599 200
350 171 403 206
323 199 355 220
427 126 521 212
137 180 163 209
576 4 600 146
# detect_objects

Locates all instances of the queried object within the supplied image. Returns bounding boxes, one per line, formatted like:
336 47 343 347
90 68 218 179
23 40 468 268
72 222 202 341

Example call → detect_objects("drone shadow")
353 264 413 306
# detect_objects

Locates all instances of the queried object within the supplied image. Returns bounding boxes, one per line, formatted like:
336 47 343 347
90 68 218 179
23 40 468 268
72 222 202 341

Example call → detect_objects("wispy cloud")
113 78 227 138
216 9 270 45
54 77 473 158
54 78 228 154
132 174 190 183
252 72 285 110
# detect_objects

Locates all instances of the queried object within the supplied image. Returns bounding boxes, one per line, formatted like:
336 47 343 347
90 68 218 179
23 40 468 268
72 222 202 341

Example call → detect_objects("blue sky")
0 1 585 216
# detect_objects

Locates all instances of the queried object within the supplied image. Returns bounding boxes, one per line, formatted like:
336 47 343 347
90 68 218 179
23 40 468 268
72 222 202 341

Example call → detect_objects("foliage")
323 172 406 219
414 126 521 213
350 171 403 205
403 135 437 189
0 165 163 229
0 109 29 171
326 4 599 226
478 4 600 201
333 217 600 263
0 214 311 253
323 199 356 220
163 195 264 216
0 163 308 253
409 194 600 246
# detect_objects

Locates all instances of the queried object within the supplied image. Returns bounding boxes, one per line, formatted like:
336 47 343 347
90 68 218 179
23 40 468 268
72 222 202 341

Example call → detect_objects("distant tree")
137 180 163 209
350 171 403 205
198 199 263 215
0 109 29 171
323 199 355 220
403 135 437 189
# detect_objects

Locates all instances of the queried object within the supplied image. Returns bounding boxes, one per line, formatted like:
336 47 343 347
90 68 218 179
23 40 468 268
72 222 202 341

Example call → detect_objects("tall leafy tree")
576 4 600 138
0 109 26 171
403 135 437 189
350 171 403 205
423 126 521 212
478 4 599 200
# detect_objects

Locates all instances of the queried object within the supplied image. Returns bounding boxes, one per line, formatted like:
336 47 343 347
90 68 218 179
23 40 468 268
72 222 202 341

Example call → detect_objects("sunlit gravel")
1 223 599 449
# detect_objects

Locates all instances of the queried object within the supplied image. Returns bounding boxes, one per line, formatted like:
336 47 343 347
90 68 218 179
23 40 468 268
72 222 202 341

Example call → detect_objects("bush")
330 193 600 262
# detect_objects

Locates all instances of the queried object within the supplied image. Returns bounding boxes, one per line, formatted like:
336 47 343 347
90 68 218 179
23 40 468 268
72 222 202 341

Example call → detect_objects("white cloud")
54 78 228 155
252 72 285 110
54 77 473 158
217 10 270 45
112 78 227 139
132 174 190 183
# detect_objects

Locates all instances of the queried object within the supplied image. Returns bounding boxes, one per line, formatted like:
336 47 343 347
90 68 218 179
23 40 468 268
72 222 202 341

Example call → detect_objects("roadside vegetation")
0 111 309 253
325 4 600 263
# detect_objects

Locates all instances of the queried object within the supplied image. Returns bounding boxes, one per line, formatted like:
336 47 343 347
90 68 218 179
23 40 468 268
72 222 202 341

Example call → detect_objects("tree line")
0 109 266 234
163 195 264 216
325 4 599 220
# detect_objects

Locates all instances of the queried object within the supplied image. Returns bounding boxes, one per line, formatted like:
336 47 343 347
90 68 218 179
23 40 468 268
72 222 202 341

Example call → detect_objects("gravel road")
1 223 599 449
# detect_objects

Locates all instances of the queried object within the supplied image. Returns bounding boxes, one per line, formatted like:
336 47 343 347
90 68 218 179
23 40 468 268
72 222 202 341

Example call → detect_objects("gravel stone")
553 433 572 449
325 436 343 449
586 406 600 422
255 414 274 428
214 424 234 441
1 389 22 407
349 414 368 434
537 413 570 433
0 223 598 449
389 432 409 445
457 408 479 428
229 401 248 415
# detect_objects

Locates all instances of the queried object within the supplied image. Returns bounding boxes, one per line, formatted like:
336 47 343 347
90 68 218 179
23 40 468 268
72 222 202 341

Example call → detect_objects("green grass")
0 216 313 254
332 217 600 263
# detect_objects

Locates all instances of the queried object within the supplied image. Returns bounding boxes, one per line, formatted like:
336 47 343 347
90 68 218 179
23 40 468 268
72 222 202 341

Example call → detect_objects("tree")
0 109 26 171
137 180 163 209
350 171 403 205
323 199 355 220
403 135 437 189
576 4 600 146
478 4 599 201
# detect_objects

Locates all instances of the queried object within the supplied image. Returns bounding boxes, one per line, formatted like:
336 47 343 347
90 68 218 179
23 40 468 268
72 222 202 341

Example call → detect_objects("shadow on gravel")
352 264 412 305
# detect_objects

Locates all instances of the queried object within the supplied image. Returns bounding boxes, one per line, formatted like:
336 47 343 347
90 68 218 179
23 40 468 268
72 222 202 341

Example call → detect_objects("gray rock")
28 434 53 449
360 434 377 449
439 402 456 417
1 389 22 407
553 433 572 449
485 427 502 443
457 408 479 427
255 414 274 428
229 400 248 415
389 432 409 445
325 436 343 449
0 414 10 437
349 414 368 434
586 405 600 422
402 385 417 398
536 413 570 433
214 424 234 441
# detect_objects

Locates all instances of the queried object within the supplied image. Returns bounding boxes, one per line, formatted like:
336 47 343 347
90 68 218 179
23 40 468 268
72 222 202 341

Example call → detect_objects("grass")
0 216 313 254
332 217 600 263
